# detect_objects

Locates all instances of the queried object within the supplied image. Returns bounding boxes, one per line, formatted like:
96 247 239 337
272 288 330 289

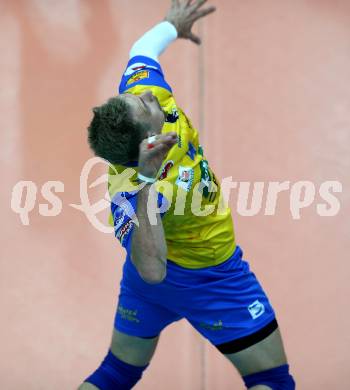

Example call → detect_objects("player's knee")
82 350 149 390
243 364 295 390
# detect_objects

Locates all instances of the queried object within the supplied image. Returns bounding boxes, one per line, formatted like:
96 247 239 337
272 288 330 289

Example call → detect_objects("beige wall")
1 1 349 389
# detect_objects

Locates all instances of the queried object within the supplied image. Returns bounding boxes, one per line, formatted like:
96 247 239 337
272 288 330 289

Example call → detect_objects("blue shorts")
114 246 275 346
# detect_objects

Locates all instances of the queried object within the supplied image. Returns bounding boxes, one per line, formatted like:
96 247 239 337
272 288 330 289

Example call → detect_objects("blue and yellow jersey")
108 55 236 269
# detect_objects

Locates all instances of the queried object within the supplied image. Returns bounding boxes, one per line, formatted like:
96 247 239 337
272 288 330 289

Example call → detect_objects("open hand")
165 0 216 45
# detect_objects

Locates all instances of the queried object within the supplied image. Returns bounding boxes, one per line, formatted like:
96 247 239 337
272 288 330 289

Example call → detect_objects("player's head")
122 90 166 133
88 90 165 164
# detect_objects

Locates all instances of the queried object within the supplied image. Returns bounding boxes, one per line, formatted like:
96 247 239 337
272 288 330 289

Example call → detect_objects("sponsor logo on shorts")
248 300 265 320
126 70 149 85
199 320 223 331
176 166 194 192
117 305 140 323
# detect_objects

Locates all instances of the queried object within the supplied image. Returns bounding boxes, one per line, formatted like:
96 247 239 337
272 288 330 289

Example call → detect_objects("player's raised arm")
129 0 216 62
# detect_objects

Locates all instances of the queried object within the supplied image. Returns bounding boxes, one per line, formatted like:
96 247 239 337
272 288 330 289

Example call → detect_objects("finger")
164 131 178 139
143 133 177 150
191 0 207 12
142 134 157 149
146 141 174 157
154 132 177 142
147 134 157 146
150 133 176 143
155 135 178 147
191 6 216 21
148 131 176 139
188 32 201 45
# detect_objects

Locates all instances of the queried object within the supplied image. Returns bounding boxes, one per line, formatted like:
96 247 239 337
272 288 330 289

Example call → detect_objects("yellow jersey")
108 55 236 268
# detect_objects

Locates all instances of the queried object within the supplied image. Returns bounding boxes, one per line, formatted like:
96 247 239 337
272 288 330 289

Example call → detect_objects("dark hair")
87 96 147 164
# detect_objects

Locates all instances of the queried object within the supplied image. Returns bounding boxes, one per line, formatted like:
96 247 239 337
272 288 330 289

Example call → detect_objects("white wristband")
137 172 157 184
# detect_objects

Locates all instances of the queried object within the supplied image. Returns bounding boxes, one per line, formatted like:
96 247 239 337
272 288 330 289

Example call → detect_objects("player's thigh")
110 327 160 367
224 327 287 377
78 383 100 390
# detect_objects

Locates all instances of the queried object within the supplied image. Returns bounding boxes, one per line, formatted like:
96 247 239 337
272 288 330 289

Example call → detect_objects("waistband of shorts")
166 245 243 272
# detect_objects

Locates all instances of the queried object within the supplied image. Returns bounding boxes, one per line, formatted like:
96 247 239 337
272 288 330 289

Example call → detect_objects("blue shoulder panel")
119 55 172 94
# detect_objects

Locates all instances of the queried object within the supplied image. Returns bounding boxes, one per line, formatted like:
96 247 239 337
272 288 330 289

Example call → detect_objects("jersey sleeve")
119 55 172 94
110 185 170 254
111 190 138 253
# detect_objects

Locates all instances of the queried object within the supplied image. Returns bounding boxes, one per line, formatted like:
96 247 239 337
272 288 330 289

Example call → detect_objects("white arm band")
129 21 178 62
137 172 157 184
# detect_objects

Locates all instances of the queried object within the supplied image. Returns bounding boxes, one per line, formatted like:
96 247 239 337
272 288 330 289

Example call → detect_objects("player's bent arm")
131 183 167 284
130 132 177 284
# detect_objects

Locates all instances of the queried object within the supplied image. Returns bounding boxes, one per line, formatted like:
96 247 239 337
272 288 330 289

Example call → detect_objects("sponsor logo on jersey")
165 107 179 123
199 159 211 195
124 62 158 76
126 70 149 85
159 160 174 180
248 300 265 320
113 207 126 231
186 142 197 160
116 219 134 245
176 166 194 192
198 145 204 156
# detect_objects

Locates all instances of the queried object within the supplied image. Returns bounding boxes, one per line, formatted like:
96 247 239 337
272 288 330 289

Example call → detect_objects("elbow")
141 257 167 284
140 269 166 285
131 254 167 284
